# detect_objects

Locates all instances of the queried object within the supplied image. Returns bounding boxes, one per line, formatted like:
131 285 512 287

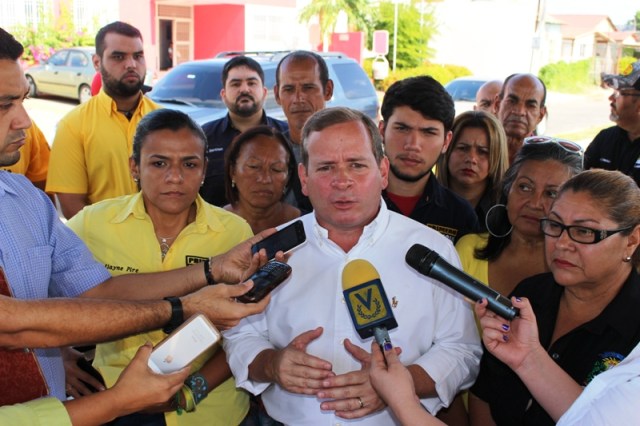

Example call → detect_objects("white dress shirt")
558 340 640 426
224 201 481 425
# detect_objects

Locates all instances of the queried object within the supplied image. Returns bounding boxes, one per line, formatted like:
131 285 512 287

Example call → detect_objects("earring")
200 180 205 186
133 177 139 183
623 256 632 263
231 180 236 188
485 204 513 238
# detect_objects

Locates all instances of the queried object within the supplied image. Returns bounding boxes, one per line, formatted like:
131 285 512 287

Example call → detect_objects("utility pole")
393 0 398 71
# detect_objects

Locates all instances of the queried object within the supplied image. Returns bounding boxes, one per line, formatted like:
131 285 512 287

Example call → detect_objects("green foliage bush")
538 59 595 93
371 61 472 91
11 3 94 65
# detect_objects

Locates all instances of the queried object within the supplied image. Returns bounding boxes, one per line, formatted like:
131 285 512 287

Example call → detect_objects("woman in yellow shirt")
66 109 253 426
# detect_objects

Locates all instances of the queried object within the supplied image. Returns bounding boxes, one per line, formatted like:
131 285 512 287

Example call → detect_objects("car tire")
78 84 92 104
26 75 38 98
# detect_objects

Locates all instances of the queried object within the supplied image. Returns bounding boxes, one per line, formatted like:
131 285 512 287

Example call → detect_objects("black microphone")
405 244 519 320
342 259 397 350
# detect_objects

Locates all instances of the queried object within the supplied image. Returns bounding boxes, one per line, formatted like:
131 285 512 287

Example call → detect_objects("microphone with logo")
405 244 519 320
342 259 398 351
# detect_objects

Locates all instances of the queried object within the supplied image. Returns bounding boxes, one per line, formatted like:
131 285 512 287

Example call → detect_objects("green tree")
374 0 437 69
299 0 371 50
12 2 94 64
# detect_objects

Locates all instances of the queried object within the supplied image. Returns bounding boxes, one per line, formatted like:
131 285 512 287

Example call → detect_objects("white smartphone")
148 314 221 374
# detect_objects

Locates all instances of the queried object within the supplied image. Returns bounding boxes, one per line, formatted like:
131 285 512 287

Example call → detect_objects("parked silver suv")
148 51 379 124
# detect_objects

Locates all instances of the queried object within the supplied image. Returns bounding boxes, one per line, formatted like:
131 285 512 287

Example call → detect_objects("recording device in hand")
148 314 221 374
405 244 519 320
236 260 292 303
342 259 397 350
251 220 306 261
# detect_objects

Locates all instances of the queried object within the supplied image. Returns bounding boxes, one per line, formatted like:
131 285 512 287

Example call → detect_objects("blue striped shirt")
0 171 110 400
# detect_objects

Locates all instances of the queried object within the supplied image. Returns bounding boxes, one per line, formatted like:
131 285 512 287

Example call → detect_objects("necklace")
157 235 176 260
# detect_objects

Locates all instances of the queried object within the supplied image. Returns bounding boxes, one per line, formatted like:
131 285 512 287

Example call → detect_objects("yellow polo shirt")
2 121 50 183
455 233 489 285
67 193 253 426
0 397 70 425
46 90 160 204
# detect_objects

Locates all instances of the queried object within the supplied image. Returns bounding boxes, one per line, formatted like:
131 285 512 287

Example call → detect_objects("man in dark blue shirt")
201 56 287 206
584 62 640 187
379 76 479 244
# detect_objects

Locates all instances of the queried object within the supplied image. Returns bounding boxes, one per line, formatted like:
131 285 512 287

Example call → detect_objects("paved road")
25 95 76 144
26 88 614 148
544 88 612 146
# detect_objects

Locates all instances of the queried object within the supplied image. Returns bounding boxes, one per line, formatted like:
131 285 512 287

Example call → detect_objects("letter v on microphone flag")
342 259 398 339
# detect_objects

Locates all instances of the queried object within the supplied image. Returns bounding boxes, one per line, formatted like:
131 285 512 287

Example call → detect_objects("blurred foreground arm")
0 281 268 349
64 343 190 425
83 228 278 301
369 342 443 426
0 344 189 426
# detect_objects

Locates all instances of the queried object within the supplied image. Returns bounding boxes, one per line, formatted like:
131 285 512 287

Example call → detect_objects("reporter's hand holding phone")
64 343 190 425
209 228 284 284
181 282 271 330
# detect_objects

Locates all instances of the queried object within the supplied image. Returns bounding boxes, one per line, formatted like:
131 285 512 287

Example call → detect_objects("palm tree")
299 0 370 51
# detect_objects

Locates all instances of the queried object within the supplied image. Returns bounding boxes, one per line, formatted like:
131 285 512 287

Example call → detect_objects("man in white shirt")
223 107 481 425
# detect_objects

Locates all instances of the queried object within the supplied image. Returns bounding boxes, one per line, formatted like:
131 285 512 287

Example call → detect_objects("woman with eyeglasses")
223 126 300 234
436 111 509 231
469 169 640 426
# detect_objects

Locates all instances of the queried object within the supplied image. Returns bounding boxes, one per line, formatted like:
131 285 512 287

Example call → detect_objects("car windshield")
332 62 377 99
445 79 485 101
150 65 225 108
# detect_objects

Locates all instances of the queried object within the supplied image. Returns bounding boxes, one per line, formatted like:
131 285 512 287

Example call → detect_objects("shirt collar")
421 174 446 207
583 268 640 341
0 171 18 197
311 197 390 249
96 89 144 119
223 111 270 131
111 192 226 234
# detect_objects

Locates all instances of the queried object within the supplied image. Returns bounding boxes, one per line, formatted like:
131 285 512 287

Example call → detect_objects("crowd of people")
1 18 640 426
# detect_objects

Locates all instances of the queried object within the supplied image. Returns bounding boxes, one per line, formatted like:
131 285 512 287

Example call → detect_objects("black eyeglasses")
523 136 584 155
540 218 632 244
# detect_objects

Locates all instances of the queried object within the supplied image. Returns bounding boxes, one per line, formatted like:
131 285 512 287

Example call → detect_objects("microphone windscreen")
405 244 437 275
342 259 380 290
341 259 397 339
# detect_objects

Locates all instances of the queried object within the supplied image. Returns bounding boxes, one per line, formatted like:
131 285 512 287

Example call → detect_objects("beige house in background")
547 14 640 78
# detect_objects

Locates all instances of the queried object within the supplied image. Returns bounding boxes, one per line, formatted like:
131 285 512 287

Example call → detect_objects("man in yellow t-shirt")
47 21 160 219
2 120 50 191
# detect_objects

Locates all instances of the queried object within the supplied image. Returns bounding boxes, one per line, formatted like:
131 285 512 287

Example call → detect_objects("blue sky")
546 0 638 28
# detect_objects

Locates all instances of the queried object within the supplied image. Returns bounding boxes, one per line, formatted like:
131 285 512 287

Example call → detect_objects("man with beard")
493 73 547 164
380 76 479 244
200 56 287 206
584 62 640 186
47 21 159 218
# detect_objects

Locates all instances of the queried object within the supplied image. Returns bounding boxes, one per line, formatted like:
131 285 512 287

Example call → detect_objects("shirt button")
551 353 560 360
